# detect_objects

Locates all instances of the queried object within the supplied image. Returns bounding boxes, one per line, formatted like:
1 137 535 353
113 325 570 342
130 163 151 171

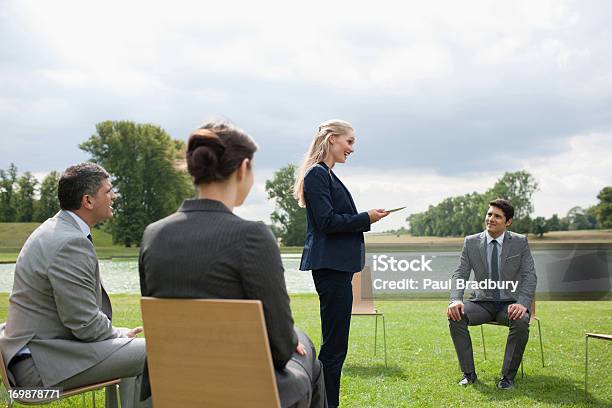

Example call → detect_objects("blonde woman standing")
294 120 388 407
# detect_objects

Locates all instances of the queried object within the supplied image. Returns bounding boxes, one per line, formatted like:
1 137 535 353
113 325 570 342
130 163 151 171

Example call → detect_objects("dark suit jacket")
139 199 305 405
299 162 370 273
449 230 537 309
140 198 298 365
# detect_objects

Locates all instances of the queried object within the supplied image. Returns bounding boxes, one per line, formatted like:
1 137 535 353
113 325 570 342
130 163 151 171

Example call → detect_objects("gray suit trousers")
280 327 327 408
448 301 530 380
10 338 151 408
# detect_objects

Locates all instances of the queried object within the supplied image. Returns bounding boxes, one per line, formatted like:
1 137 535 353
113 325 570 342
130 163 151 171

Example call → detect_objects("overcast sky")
1 0 611 231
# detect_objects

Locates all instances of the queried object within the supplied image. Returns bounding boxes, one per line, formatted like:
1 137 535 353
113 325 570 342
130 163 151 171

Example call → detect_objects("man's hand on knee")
126 326 144 338
507 303 527 320
295 342 306 356
447 301 464 321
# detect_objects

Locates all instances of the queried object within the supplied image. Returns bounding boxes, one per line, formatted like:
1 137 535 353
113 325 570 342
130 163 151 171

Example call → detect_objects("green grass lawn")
1 294 610 407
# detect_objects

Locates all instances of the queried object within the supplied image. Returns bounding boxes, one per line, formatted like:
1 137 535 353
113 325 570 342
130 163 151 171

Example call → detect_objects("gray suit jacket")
0 211 133 387
139 199 305 406
449 230 537 309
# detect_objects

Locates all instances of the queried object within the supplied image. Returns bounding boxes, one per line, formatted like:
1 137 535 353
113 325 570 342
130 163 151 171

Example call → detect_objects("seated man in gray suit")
447 198 537 390
0 163 150 408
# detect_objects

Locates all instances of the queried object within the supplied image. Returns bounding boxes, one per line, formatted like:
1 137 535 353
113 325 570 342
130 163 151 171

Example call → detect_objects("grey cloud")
2 1 612 178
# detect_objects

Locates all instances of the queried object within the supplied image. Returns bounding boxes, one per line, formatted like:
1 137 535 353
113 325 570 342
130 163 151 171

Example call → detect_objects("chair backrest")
140 298 281 408
529 298 536 324
352 267 376 314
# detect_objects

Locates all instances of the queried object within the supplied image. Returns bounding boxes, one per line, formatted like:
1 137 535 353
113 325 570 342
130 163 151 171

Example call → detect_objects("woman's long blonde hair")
293 119 354 207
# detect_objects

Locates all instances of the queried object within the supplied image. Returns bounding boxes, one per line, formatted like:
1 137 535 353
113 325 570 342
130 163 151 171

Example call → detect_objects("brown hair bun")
186 121 257 184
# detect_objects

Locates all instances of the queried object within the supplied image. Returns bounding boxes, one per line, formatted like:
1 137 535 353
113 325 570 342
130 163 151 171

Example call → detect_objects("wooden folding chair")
480 299 544 377
0 348 120 408
351 267 387 367
140 298 281 408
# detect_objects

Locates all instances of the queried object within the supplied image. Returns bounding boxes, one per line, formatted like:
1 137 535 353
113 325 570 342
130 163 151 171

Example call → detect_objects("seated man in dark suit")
139 121 326 407
447 198 537 390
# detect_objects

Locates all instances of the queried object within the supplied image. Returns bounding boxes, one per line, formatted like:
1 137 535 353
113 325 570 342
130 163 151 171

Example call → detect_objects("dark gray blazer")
139 199 308 405
139 199 298 365
449 230 537 309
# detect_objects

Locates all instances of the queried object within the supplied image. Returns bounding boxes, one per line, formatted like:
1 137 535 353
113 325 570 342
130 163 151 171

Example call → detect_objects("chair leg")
585 335 589 399
521 360 524 379
480 325 487 360
115 383 121 408
537 318 544 367
92 389 96 408
82 393 86 408
374 314 378 356
382 314 387 368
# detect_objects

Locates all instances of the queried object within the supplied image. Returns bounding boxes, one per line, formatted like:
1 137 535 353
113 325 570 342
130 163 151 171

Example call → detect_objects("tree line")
264 165 612 244
406 176 611 237
0 164 61 223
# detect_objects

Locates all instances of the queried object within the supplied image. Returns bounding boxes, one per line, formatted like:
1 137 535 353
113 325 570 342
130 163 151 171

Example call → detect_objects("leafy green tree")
15 172 38 222
594 186 612 228
585 206 598 228
559 216 570 231
0 163 18 221
546 214 562 231
80 121 194 246
35 171 61 221
408 192 485 237
510 216 532 234
566 206 596 230
265 164 307 246
532 216 549 237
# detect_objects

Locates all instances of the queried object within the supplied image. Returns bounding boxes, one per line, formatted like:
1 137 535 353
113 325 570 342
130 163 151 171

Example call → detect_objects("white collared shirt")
66 210 91 238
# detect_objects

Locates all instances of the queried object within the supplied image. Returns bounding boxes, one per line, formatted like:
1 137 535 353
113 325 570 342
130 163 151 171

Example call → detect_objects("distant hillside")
0 223 40 248
0 222 115 249
0 222 139 263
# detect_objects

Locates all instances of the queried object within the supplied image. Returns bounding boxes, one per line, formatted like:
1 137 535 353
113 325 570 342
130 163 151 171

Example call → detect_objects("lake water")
1 249 610 298
0 254 316 294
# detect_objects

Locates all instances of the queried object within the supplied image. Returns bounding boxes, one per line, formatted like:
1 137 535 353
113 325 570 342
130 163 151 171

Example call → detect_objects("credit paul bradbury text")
372 278 519 292
369 254 519 293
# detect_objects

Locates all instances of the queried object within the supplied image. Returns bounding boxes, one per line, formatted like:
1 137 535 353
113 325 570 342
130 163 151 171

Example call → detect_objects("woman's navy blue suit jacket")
299 162 371 273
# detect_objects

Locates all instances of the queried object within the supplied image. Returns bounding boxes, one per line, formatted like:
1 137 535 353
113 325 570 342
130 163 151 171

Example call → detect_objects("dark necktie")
87 233 113 321
491 240 500 302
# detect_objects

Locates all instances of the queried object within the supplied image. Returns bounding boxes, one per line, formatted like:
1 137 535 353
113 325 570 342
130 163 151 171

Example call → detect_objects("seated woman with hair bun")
138 120 326 408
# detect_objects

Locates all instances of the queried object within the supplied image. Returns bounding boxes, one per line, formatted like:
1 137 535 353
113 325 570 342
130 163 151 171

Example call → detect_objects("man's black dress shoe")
458 372 477 386
497 376 514 390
